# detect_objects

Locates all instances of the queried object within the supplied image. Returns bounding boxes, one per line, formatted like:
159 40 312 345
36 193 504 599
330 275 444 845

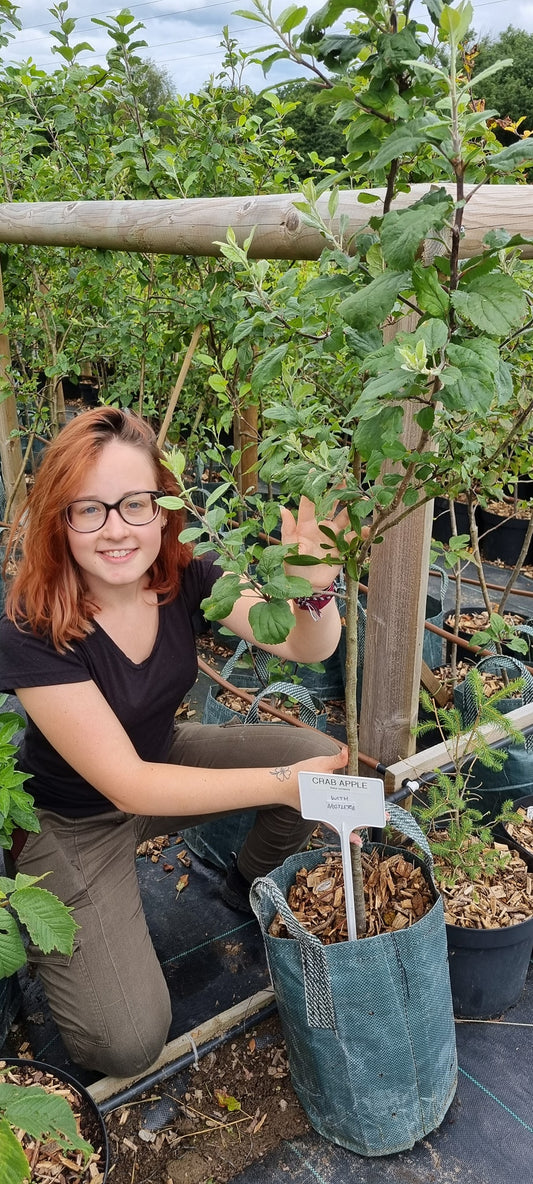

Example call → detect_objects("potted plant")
414 677 533 1018
0 1057 108 1184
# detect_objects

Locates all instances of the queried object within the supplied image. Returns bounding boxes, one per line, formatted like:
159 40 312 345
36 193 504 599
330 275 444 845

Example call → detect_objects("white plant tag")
298 772 386 942
526 805 533 821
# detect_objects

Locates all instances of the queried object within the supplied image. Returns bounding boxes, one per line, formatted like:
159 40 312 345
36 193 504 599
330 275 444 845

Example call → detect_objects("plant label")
526 805 533 822
298 772 386 942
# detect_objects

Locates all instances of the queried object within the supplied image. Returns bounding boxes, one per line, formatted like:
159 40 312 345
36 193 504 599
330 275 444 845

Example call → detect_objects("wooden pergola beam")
0 184 532 258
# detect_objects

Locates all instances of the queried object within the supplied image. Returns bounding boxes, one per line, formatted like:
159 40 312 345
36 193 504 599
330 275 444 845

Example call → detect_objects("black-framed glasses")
65 491 163 533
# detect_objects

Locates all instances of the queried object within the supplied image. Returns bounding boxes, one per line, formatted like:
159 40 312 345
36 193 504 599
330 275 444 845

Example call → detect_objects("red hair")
4 407 192 650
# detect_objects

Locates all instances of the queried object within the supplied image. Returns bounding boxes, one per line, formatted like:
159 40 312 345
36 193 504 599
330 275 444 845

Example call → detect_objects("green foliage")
471 26 533 139
0 1076 93 1184
415 677 526 886
0 694 84 1179
0 706 39 852
0 697 78 979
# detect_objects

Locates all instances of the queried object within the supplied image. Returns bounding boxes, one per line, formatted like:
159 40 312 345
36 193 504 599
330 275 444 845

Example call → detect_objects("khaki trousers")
15 721 339 1076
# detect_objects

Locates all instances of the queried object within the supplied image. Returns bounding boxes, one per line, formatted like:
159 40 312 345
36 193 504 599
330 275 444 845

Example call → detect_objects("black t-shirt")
0 555 221 817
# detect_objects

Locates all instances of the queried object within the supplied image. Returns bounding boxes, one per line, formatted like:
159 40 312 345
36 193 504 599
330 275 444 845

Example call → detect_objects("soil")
435 846 533 928
103 1014 308 1184
485 499 533 521
269 847 434 941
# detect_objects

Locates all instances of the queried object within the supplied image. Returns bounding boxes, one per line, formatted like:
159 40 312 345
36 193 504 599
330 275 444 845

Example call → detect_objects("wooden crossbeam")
0 185 532 259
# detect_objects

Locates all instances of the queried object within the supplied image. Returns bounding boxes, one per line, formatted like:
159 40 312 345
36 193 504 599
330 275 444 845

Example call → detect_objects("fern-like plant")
414 672 526 888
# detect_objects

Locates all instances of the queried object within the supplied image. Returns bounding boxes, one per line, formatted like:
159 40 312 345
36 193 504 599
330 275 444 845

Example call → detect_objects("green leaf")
353 405 404 458
0 911 27 978
486 139 533 174
207 374 227 393
0 1117 31 1184
443 340 498 412
9 887 77 955
251 345 288 394
201 574 242 621
248 600 294 645
278 5 307 33
381 194 453 269
412 263 450 317
416 405 435 430
0 1084 93 1155
339 272 410 331
440 0 473 42
414 317 449 354
451 274 527 335
368 118 449 172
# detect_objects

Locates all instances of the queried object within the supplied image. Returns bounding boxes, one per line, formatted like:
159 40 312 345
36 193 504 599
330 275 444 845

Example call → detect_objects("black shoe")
221 855 253 915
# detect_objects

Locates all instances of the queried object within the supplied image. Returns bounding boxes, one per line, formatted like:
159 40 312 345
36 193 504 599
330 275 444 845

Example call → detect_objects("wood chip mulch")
505 807 533 857
268 848 435 943
432 661 523 703
444 608 526 635
485 500 533 521
0 1061 106 1184
436 847 533 928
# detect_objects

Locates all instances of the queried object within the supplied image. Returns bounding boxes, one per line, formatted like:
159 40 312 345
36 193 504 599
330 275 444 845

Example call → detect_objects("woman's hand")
280 495 353 592
278 744 349 810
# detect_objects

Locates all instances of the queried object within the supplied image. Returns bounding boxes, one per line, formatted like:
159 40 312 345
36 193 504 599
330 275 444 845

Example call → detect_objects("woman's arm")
16 681 347 816
220 496 350 663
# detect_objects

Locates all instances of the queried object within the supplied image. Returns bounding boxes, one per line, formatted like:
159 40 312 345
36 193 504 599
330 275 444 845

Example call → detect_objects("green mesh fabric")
250 805 457 1157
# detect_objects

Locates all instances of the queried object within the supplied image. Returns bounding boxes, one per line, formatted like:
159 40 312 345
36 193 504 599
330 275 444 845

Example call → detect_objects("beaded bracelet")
293 582 336 621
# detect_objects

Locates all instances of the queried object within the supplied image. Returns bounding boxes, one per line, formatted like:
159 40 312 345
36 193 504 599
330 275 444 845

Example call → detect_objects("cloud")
5 1 533 95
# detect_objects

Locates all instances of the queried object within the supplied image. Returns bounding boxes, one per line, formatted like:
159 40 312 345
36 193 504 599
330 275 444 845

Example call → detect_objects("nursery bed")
1 559 532 1183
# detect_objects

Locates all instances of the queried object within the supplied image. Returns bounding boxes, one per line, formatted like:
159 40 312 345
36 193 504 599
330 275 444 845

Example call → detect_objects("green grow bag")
250 804 457 1157
453 655 533 819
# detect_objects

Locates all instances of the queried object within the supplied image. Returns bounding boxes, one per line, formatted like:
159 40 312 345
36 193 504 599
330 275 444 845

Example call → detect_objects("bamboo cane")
157 324 203 449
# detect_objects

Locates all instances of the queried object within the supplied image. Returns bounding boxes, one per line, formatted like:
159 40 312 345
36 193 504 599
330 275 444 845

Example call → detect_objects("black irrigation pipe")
97 998 279 1116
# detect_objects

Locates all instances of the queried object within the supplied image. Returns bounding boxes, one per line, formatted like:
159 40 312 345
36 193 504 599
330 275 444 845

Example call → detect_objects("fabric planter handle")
244 680 324 729
455 653 533 728
219 637 271 689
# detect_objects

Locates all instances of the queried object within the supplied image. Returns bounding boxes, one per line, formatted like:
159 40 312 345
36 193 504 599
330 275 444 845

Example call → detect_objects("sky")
2 1 532 96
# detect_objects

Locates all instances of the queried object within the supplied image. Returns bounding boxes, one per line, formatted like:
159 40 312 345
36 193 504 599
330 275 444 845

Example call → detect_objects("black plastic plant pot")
478 506 533 566
443 606 528 662
0 1057 109 1179
446 914 533 1019
498 794 533 872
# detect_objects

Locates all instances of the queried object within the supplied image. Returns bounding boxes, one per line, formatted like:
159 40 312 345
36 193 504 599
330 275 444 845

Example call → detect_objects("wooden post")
358 313 434 775
0 263 25 519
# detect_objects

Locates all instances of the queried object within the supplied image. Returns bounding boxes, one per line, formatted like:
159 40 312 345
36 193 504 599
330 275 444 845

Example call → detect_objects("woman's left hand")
280 495 353 591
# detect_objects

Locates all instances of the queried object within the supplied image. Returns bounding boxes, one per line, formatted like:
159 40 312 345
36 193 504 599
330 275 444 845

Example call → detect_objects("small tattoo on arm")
271 766 291 782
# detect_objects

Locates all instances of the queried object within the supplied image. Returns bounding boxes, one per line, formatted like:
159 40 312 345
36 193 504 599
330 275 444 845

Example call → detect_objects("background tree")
471 26 533 139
